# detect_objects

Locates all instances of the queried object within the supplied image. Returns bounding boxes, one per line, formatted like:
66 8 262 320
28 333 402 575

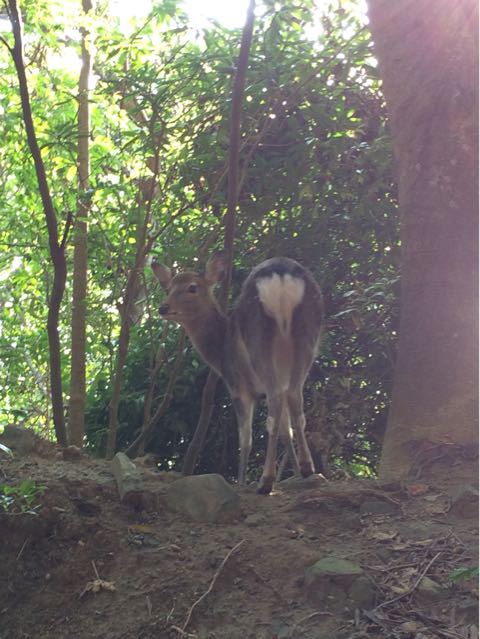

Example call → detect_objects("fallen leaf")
367 528 398 542
406 483 429 497
412 539 434 547
80 579 116 599
128 524 155 534
399 620 419 633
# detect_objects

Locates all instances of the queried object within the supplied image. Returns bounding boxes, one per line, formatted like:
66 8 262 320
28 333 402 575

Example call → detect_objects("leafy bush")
0 480 46 515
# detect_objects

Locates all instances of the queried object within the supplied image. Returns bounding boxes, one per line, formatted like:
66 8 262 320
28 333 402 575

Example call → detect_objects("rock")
359 499 398 516
244 513 266 527
340 511 362 531
349 576 377 608
61 445 82 461
0 424 52 456
279 474 327 491
111 453 144 507
162 474 241 523
304 556 375 610
449 485 479 519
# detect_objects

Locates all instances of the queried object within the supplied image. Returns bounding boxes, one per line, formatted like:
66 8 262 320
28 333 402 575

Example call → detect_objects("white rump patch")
256 273 305 335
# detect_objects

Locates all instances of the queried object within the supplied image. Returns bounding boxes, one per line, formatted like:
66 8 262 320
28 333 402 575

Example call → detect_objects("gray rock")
0 424 48 456
61 445 82 461
359 499 398 516
279 474 327 491
449 485 479 519
162 474 241 523
304 556 374 610
111 452 144 506
244 513 266 527
349 576 376 608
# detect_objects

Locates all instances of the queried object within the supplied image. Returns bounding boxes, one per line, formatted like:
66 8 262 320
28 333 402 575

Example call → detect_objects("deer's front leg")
232 395 255 486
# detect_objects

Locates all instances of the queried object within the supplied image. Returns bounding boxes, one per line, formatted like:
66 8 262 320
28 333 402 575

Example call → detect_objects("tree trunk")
7 0 68 446
105 258 145 458
125 330 185 458
69 0 94 447
181 0 256 477
367 0 478 480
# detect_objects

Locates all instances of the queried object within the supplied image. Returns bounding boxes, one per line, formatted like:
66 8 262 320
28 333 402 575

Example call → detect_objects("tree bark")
367 0 478 479
7 0 68 446
69 0 94 447
182 0 256 477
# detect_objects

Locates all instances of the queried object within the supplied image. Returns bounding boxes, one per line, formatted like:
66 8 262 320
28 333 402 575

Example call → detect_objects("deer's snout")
159 303 170 316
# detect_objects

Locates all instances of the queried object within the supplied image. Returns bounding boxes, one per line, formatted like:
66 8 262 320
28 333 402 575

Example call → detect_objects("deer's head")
152 252 227 326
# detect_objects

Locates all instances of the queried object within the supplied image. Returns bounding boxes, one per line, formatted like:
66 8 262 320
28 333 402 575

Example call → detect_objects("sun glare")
109 0 251 30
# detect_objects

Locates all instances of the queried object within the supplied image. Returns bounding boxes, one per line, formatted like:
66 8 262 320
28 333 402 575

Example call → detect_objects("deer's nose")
159 304 170 316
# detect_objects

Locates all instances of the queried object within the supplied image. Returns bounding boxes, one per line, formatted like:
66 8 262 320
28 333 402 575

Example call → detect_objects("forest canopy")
0 0 399 480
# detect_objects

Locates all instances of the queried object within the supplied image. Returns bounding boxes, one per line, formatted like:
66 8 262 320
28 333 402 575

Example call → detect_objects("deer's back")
222 258 324 397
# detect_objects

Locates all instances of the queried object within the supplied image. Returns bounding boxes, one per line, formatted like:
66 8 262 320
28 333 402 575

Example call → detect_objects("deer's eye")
187 283 198 293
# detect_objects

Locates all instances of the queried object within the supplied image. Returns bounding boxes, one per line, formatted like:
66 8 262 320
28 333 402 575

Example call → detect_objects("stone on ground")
162 474 241 523
304 556 376 610
111 452 144 506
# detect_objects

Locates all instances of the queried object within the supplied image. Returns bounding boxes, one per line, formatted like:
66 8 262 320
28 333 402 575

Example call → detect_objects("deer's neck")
183 306 229 377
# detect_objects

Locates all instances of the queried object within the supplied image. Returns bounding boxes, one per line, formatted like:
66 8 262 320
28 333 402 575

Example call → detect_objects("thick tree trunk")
367 0 478 479
7 0 68 446
69 0 94 447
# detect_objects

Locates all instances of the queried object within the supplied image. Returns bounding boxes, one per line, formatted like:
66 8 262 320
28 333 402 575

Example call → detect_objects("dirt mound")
0 453 477 639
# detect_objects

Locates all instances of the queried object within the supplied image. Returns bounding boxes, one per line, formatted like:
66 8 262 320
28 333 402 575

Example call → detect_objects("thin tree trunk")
125 330 186 458
135 324 169 457
105 168 159 458
69 0 94 447
182 0 256 476
367 0 478 480
6 0 68 446
105 251 147 458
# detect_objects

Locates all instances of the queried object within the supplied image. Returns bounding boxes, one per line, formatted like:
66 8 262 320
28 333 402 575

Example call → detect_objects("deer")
152 252 324 494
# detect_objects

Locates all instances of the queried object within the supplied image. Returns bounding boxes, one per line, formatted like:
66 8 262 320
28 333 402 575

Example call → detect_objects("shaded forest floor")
0 449 478 639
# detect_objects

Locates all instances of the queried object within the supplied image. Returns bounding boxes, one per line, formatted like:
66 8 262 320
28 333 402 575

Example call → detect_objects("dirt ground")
0 451 478 639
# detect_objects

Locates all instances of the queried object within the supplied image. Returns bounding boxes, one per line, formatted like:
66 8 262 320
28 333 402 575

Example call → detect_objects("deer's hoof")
257 476 274 494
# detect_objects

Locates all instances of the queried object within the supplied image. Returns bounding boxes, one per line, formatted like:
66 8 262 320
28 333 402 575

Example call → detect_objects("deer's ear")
152 262 173 291
205 251 227 285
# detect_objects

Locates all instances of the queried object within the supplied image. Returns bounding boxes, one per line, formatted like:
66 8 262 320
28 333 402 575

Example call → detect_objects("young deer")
152 252 324 494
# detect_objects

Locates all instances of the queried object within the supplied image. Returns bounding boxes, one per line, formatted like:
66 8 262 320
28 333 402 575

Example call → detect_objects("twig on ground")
16 537 29 560
170 625 196 638
91 560 100 580
289 611 333 638
177 539 246 634
375 551 442 610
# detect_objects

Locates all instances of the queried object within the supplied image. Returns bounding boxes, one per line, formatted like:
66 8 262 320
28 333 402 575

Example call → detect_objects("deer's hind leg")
279 413 301 478
232 394 255 486
258 392 288 494
287 388 315 478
